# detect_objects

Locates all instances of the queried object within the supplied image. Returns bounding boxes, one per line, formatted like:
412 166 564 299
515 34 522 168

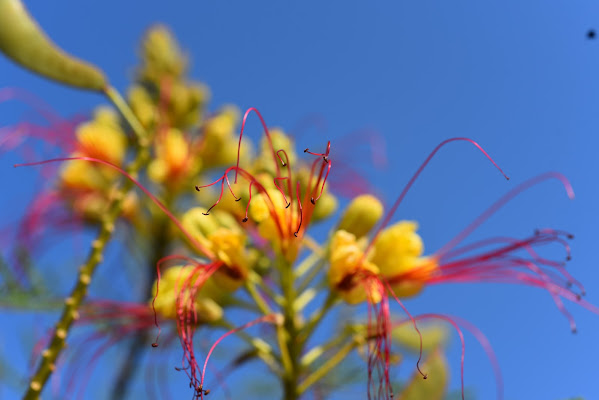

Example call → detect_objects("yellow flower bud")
139 25 187 83
208 228 250 292
311 191 338 222
150 266 223 323
75 111 128 166
338 194 384 238
200 106 246 167
254 128 295 175
60 162 108 191
181 207 219 251
148 128 200 185
128 85 156 128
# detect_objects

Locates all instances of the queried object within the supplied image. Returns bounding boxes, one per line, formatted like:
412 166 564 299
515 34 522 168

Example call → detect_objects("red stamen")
385 281 427 380
437 172 574 257
15 156 215 259
235 108 281 183
366 138 509 258
200 314 279 399
273 177 291 208
151 254 207 348
311 158 332 204
294 181 303 238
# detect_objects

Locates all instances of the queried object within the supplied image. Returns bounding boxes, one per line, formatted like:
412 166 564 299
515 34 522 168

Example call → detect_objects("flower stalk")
23 88 150 400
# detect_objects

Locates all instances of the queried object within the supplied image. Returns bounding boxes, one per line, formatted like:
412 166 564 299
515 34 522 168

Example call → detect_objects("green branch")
23 87 149 400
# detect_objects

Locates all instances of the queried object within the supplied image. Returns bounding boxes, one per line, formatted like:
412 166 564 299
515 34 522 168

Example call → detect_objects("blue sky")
1 1 598 399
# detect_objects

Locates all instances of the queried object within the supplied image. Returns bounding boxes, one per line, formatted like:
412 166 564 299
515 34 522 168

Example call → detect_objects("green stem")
296 259 325 294
23 88 149 400
104 85 148 143
218 319 282 376
297 337 360 395
297 291 337 345
280 256 301 400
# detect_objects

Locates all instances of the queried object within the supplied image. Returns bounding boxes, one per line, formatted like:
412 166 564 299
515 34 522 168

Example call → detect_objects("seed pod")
0 0 106 90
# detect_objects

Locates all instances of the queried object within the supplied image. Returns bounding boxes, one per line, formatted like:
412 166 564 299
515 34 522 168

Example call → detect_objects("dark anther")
202 212 210 216
422 374 428 380
567 234 575 239
588 29 596 39
304 148 309 153
285 202 290 209
281 162 287 167
294 232 298 237
151 343 158 348
566 255 572 261
571 327 578 334
176 366 184 371
195 186 201 191
242 217 248 223
566 281 573 288
235 197 242 202
323 156 329 163
204 390 211 396
310 197 316 205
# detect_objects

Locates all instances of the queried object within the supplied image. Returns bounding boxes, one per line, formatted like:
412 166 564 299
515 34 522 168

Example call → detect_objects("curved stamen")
200 314 279 399
16 157 216 259
436 172 574 257
384 281 427 380
366 138 509 258
235 107 281 183
294 181 303 238
311 158 332 204
273 177 291 208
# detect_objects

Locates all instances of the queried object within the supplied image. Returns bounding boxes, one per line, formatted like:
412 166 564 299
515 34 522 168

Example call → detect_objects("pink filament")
15 156 215 259
366 138 509 258
437 172 574 257
199 314 278 399
235 107 281 183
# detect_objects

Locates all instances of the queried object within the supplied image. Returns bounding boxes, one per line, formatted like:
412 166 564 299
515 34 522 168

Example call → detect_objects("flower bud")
181 207 220 250
338 194 383 238
75 109 128 166
138 24 187 83
311 191 338 222
151 266 223 322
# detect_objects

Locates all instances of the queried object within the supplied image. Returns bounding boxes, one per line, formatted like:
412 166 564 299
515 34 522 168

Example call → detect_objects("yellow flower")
208 228 250 291
328 230 381 304
329 221 438 303
181 208 250 290
148 128 201 186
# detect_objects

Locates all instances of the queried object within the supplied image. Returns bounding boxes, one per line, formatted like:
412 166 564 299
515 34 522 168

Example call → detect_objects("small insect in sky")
587 29 596 39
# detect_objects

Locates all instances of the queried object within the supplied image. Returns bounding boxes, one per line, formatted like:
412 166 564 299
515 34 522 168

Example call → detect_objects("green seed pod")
0 0 107 90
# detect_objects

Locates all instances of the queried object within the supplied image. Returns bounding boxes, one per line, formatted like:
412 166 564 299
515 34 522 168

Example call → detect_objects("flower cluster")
0 7 596 400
